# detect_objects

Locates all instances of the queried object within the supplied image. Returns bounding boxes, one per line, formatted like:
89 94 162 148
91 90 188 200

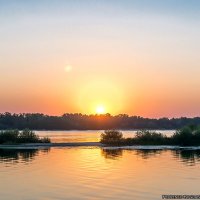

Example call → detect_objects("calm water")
1 130 200 200
36 130 175 143
1 147 200 200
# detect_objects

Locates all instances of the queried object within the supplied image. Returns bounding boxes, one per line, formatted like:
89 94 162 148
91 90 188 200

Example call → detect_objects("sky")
0 0 200 118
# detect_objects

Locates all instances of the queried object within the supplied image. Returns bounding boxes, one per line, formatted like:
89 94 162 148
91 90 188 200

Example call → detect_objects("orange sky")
0 1 200 118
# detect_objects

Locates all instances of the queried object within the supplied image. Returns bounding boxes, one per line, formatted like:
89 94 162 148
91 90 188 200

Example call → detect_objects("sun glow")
96 105 106 114
77 79 124 115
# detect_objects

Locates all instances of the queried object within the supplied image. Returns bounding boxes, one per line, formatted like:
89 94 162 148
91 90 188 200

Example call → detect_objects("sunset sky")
1 0 200 117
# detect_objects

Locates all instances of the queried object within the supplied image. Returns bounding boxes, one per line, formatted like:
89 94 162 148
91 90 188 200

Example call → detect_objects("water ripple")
1 148 200 200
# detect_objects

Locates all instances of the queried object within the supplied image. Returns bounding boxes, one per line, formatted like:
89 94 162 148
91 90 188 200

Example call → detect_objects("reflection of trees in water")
133 149 200 165
0 148 50 164
101 148 200 166
101 149 123 159
173 150 200 165
135 150 162 159
137 150 200 164
101 149 162 160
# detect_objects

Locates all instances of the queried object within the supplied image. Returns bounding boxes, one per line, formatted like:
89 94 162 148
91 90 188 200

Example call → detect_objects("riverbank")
1 142 200 150
0 142 103 149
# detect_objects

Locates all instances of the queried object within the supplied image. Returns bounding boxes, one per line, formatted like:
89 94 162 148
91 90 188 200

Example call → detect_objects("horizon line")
1 112 200 120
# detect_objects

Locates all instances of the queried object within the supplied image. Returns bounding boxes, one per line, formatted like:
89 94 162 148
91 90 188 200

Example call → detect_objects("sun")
96 105 106 114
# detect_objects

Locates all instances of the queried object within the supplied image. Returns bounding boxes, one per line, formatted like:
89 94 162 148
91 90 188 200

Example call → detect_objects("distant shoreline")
1 113 199 130
1 142 200 150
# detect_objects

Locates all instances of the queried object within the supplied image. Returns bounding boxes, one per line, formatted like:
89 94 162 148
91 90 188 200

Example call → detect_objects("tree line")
0 112 200 130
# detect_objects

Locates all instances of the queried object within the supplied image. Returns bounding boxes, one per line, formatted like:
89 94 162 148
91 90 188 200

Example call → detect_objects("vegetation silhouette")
0 129 50 144
172 125 200 146
1 112 200 130
100 130 123 145
100 125 200 146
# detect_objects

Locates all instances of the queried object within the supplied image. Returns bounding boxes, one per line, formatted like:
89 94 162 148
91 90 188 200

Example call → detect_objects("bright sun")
96 105 106 114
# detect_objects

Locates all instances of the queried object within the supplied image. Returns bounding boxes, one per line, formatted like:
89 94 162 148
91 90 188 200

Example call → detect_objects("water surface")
1 147 200 200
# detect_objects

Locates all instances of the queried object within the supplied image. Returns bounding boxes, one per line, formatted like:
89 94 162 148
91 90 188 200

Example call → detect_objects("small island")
100 125 200 146
0 129 50 144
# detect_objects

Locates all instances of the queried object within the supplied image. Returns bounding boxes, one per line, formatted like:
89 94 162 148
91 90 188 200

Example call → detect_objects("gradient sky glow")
1 0 200 117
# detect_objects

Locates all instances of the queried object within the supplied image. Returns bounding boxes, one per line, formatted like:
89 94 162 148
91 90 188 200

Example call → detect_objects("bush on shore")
0 129 50 144
133 130 169 145
100 125 200 146
100 130 169 145
100 130 123 145
171 125 200 146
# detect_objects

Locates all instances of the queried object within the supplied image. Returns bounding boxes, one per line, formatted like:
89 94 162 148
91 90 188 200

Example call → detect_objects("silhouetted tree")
0 112 200 130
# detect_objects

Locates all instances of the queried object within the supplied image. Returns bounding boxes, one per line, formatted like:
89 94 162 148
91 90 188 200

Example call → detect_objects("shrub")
100 126 200 146
134 130 169 145
0 130 19 144
0 129 51 144
40 137 51 143
18 129 40 143
100 130 169 145
172 125 200 146
100 130 123 145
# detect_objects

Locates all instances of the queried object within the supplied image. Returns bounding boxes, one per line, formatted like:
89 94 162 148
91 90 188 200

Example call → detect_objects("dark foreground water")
1 147 200 200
